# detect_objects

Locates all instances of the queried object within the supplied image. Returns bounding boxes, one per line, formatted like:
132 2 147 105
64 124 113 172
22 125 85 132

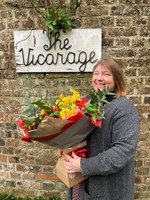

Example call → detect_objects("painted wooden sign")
14 29 102 73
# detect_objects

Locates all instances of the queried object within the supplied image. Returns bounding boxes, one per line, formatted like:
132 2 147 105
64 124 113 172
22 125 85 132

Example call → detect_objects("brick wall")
0 0 150 199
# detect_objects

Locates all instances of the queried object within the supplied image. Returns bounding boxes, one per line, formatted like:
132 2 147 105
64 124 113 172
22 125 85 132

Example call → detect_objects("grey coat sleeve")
81 99 140 176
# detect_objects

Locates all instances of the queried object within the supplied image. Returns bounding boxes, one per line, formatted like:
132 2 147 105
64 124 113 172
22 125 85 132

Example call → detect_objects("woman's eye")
93 72 99 75
103 73 111 76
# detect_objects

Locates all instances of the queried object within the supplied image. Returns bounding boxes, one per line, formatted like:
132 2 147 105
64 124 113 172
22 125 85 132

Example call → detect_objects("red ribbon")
61 147 89 158
72 148 89 158
89 117 103 127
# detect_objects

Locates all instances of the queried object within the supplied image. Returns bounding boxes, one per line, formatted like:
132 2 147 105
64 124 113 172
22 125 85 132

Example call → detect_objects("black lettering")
63 38 72 50
57 53 66 64
19 48 35 66
79 51 97 72
78 51 87 72
43 32 60 51
45 53 54 65
26 48 34 66
18 39 98 71
35 54 45 65
67 52 76 64
43 32 72 51
19 48 26 65
89 51 97 63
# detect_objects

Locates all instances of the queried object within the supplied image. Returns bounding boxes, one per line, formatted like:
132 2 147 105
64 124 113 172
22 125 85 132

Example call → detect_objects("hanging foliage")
18 0 80 38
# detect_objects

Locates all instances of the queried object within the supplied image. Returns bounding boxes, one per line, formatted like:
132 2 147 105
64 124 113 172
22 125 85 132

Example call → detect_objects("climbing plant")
20 0 80 38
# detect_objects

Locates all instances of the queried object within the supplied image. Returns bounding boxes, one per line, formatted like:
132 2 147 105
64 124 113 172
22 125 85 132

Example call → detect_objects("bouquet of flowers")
16 88 112 187
16 88 109 149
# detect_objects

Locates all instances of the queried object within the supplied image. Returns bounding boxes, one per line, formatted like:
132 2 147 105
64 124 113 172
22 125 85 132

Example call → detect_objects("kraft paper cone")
28 117 69 138
27 115 95 149
56 156 87 188
20 112 97 149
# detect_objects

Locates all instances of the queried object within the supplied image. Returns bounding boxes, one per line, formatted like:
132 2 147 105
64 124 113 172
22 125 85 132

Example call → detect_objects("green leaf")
32 100 50 111
91 113 97 122
83 86 115 122
21 96 37 116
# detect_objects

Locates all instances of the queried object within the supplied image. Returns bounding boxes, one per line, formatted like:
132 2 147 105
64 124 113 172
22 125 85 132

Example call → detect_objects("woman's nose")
97 74 104 80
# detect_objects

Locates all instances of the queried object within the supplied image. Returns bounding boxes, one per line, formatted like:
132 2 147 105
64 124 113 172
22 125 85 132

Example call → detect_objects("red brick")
0 155 7 162
135 176 142 184
10 172 21 179
16 164 28 172
35 173 59 181
135 159 143 167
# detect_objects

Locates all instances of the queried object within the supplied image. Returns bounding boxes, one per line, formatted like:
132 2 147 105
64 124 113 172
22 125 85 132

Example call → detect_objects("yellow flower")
55 99 61 106
59 108 70 119
40 109 46 116
62 96 73 107
70 88 80 101
71 104 77 113
54 89 81 119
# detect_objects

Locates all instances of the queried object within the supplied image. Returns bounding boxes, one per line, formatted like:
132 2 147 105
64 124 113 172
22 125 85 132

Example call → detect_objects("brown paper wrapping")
56 156 87 188
26 115 95 149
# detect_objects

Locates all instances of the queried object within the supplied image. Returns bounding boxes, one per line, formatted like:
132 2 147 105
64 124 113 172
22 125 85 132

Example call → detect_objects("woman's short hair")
93 58 126 97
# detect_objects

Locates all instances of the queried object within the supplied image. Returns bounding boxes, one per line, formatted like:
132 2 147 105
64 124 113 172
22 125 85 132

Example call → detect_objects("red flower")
16 120 26 129
51 105 60 112
76 98 89 111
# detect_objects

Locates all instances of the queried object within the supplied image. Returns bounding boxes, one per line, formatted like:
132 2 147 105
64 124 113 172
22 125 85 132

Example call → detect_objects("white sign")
14 29 102 73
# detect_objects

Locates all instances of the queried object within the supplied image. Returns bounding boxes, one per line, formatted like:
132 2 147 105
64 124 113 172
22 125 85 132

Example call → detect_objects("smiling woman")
92 64 115 92
64 58 140 200
92 59 126 97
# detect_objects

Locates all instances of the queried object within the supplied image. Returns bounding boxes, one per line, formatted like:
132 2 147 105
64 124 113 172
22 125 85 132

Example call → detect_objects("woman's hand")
63 152 81 173
57 149 62 158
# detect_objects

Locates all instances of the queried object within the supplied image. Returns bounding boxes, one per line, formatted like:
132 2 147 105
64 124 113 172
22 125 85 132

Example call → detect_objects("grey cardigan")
67 96 140 200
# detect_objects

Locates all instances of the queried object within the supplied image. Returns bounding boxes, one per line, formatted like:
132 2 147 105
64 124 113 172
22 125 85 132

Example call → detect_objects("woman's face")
92 64 115 92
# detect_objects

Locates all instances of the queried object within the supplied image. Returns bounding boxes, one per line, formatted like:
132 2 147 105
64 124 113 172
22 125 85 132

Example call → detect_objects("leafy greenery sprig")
84 87 115 122
41 4 76 37
23 0 80 38
20 94 55 130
